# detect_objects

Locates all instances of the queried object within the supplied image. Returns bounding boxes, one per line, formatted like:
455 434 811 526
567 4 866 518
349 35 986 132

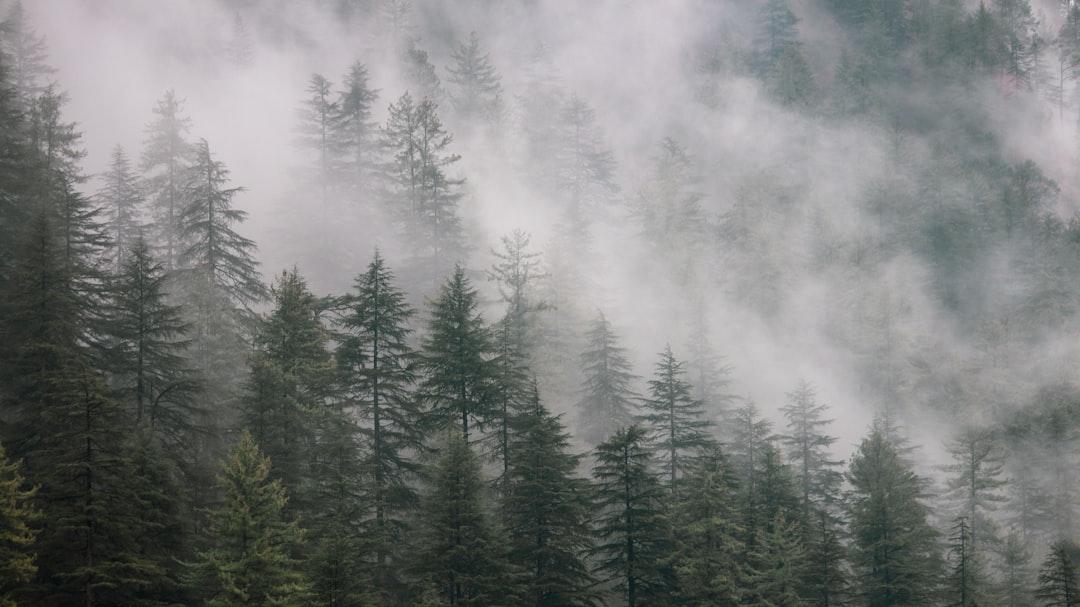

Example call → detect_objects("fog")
24 0 1080 481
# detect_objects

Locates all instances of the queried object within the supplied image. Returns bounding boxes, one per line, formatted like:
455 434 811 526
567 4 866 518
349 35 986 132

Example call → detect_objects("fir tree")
0 441 37 607
637 345 716 489
575 312 638 447
847 426 940 607
779 380 843 536
97 144 143 271
668 448 743 607
141 90 193 271
413 432 518 607
590 425 673 607
0 1 55 107
417 265 496 442
943 425 1008 552
946 517 987 607
335 250 422 600
744 512 808 607
447 31 503 125
503 386 598 607
1036 539 1080 607
488 229 544 362
297 73 340 204
188 429 309 607
334 61 379 197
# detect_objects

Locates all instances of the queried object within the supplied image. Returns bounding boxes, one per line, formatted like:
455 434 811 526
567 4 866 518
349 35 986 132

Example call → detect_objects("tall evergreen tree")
413 432 518 607
575 312 638 447
488 229 544 362
103 238 201 446
0 0 55 107
590 425 673 607
943 425 1008 552
0 440 37 607
335 250 422 600
637 345 716 489
447 31 503 125
997 528 1036 607
381 92 465 286
417 265 496 442
668 448 743 607
743 512 808 607
779 380 842 535
297 73 340 204
503 386 598 607
334 61 379 197
187 429 309 607
945 517 988 607
178 138 264 306
141 90 193 271
847 426 940 607
1036 539 1080 607
240 268 332 515
97 145 143 271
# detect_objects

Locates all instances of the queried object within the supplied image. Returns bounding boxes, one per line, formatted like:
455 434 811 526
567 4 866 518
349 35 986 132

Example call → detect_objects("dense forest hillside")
5 0 1080 605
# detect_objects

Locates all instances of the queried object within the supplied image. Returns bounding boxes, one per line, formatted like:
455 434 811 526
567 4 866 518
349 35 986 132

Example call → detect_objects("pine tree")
297 73 340 204
335 250 422 600
943 425 1008 552
998 528 1035 607
779 380 843 536
552 95 616 248
141 90 193 271
178 138 264 306
334 61 379 197
631 138 706 264
240 268 332 515
503 386 598 607
488 229 544 362
590 425 673 607
417 265 496 442
668 448 743 607
945 517 987 607
1036 539 1080 607
402 40 443 102
447 31 503 125
0 1 55 107
413 432 518 607
0 441 37 607
575 312 638 447
381 92 465 286
847 426 940 607
637 345 716 489
103 238 201 446
97 145 143 271
223 12 253 68
188 429 309 606
744 512 808 607
752 0 800 80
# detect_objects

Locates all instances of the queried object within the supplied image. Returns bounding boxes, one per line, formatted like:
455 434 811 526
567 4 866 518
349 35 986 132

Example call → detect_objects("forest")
5 0 1080 605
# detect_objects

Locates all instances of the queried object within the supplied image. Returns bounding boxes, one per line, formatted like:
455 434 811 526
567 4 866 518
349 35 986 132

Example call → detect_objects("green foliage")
188 429 309 606
637 345 716 488
847 427 940 607
418 265 496 442
942 425 1008 551
503 387 598 607
591 425 673 607
97 145 144 271
0 441 37 607
575 312 638 447
140 90 193 271
413 432 519 607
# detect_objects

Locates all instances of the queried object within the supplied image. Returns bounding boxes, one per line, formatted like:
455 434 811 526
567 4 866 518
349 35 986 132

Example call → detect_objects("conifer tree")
402 40 443 102
417 265 496 442
447 31 503 125
334 61 379 197
744 512 808 607
998 528 1036 607
188 429 309 607
104 238 201 445
1036 539 1080 607
0 1 55 107
943 425 1008 552
946 517 987 607
552 95 616 247
178 138 264 306
503 386 598 607
575 312 638 447
637 345 716 489
488 229 544 362
381 92 465 286
668 448 743 607
141 90 193 271
413 432 518 607
0 441 37 607
847 426 940 607
631 138 706 263
97 145 143 271
590 425 673 607
241 268 332 515
335 250 422 599
297 73 340 204
779 380 842 535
